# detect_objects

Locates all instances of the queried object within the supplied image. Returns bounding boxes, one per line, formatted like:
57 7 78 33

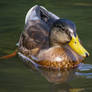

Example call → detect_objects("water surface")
0 0 92 92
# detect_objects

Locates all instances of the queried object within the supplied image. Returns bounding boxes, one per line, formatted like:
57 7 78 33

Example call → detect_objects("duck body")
18 5 89 70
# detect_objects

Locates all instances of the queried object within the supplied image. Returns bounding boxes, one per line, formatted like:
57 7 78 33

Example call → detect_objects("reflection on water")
78 63 92 71
0 0 92 92
76 64 92 79
39 63 92 83
76 72 92 79
19 53 92 92
38 68 76 84
19 52 76 83
50 83 84 92
19 52 92 84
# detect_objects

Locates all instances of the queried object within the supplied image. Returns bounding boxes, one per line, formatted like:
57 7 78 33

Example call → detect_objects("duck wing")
25 5 59 27
18 5 59 56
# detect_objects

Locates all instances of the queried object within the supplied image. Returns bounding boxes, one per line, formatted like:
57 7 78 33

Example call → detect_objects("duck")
17 5 89 70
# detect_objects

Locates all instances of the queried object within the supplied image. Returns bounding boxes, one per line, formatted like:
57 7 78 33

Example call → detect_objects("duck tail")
0 50 17 59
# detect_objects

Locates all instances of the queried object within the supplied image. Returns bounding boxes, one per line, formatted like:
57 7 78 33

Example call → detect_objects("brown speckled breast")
36 46 83 70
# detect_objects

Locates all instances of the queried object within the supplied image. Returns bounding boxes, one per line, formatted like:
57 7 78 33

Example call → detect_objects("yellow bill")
68 35 89 58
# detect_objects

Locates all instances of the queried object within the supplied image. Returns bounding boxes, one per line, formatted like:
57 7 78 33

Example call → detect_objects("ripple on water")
76 63 92 79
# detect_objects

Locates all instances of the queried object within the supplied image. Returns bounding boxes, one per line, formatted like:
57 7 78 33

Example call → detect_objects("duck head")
50 19 89 58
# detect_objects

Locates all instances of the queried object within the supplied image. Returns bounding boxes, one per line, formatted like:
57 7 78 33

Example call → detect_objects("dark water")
0 0 92 92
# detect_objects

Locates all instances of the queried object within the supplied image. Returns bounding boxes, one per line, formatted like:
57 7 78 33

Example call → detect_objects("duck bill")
68 35 89 58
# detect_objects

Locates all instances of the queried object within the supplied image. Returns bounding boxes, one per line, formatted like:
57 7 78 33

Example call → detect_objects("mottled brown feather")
18 20 84 69
18 20 50 56
18 6 84 70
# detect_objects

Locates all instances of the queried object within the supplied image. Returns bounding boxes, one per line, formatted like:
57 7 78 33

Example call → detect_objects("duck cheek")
57 32 70 44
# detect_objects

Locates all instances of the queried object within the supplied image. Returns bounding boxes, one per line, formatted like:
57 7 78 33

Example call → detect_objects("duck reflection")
37 67 76 83
19 55 85 92
21 55 76 83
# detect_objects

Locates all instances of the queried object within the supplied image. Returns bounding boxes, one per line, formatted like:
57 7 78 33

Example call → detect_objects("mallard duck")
18 5 89 70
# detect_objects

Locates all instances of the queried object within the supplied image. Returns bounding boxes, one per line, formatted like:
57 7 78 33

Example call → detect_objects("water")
0 0 92 92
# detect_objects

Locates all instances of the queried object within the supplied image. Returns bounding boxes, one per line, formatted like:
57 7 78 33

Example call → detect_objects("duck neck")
64 45 84 62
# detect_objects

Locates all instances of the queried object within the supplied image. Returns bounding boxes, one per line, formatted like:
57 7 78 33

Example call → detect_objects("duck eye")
65 29 70 35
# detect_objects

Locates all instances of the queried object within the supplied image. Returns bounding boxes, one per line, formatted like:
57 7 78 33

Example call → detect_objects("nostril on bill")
85 53 89 57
